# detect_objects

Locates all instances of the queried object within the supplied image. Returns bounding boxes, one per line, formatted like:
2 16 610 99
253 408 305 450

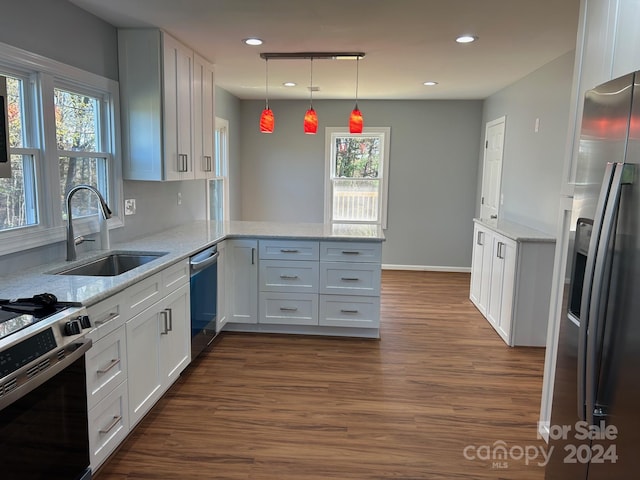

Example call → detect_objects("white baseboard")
382 264 471 273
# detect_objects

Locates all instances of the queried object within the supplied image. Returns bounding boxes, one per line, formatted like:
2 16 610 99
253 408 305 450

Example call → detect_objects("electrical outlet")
177 192 182 205
534 117 540 133
124 198 136 215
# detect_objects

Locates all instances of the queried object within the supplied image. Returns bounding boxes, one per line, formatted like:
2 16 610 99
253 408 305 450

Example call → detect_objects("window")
325 127 390 228
0 42 121 255
55 86 110 220
209 117 229 222
0 74 38 231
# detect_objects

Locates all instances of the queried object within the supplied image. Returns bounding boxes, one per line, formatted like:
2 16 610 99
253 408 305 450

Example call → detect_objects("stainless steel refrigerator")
546 72 640 478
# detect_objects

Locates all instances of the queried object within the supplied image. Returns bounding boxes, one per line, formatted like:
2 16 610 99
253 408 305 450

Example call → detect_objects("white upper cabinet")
193 53 216 180
118 29 214 181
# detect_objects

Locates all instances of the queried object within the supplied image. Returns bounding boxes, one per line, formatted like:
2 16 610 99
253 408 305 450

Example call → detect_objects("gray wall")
0 0 118 80
239 99 483 269
480 51 575 234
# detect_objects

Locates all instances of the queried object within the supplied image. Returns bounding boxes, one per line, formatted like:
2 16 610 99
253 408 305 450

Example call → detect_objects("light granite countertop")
473 218 556 243
0 221 385 306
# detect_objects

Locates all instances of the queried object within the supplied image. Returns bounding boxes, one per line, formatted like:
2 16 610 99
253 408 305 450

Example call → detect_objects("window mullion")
37 72 64 228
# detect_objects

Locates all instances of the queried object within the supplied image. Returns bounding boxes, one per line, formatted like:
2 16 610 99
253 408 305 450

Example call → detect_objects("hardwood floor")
95 271 547 479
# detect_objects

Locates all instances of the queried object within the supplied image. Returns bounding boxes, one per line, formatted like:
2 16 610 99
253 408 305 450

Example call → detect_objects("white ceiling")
69 0 581 101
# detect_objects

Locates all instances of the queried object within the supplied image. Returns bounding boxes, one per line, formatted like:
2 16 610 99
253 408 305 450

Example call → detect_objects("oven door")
0 339 92 480
190 246 218 359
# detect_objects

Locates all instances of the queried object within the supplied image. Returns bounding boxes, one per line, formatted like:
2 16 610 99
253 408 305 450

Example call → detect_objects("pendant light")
349 56 363 134
304 58 318 134
259 58 274 133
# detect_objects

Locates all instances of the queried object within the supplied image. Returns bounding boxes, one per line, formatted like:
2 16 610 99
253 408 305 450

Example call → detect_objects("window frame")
324 126 390 229
207 116 230 222
0 41 123 256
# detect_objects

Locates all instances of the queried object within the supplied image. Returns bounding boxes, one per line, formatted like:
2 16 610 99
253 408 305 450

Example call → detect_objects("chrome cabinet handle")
490 214 498 219
160 310 169 335
496 241 505 259
341 250 360 255
166 308 173 332
97 358 120 375
476 231 484 246
99 415 122 435
341 277 360 281
280 248 299 253
178 154 189 172
279 307 298 312
279 274 299 279
203 155 213 172
94 312 119 326
251 247 255 265
340 309 359 314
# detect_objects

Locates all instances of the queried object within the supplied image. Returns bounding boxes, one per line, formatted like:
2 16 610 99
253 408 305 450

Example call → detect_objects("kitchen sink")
51 251 168 277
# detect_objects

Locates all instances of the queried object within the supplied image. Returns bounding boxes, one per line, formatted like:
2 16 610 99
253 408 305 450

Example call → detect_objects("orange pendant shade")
349 108 363 133
260 108 274 133
304 108 318 134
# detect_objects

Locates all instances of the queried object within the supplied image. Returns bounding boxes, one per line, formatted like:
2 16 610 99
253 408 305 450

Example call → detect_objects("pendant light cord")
310 58 314 108
355 57 359 108
265 58 269 109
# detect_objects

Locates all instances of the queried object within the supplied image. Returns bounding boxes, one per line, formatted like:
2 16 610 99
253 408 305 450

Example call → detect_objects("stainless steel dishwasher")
190 245 219 359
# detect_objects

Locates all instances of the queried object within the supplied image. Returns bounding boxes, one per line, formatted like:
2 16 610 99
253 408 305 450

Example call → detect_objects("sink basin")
52 251 168 277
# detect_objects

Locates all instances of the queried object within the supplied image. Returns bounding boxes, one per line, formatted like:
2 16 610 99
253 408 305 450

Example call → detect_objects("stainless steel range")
0 294 93 480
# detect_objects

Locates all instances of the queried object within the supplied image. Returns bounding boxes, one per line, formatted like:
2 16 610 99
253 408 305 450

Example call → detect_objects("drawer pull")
97 358 120 375
340 309 359 314
341 250 361 255
94 312 119 326
99 415 122 435
341 277 360 281
279 274 299 280
280 249 300 253
280 307 299 312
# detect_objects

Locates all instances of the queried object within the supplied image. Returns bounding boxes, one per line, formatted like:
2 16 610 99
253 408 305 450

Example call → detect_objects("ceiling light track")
260 52 365 61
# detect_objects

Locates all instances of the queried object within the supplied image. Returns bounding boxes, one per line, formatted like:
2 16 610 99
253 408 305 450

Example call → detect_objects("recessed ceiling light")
243 38 263 46
423 81 438 86
283 82 297 87
456 35 478 44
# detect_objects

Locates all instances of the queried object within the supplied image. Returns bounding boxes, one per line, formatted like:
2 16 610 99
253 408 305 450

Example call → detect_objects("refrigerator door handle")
584 162 634 425
577 162 616 421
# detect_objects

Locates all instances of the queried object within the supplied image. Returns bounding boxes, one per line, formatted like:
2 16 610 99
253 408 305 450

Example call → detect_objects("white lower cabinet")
319 294 380 328
87 381 129 470
226 239 258 324
469 219 555 346
126 282 190 428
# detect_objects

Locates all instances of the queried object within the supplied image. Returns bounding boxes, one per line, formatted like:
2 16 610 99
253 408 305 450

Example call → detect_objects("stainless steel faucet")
65 184 113 261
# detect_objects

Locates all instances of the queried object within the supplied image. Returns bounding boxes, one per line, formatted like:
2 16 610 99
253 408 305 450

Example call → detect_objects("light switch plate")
124 198 136 215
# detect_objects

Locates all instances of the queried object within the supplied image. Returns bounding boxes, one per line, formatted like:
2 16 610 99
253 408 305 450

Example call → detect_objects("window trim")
324 126 390 229
0 40 123 256
207 116 230 222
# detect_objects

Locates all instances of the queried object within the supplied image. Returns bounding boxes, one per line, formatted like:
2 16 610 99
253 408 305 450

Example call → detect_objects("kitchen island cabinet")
469 219 555 347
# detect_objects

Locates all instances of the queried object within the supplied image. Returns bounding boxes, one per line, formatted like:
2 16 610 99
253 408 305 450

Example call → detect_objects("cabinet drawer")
320 262 381 296
126 271 163 318
319 295 380 328
88 381 129 471
320 241 382 263
259 292 318 325
259 260 319 293
259 239 319 261
87 291 128 341
86 327 128 410
162 258 190 292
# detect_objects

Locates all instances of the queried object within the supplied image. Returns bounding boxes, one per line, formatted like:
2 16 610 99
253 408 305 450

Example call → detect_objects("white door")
480 116 506 221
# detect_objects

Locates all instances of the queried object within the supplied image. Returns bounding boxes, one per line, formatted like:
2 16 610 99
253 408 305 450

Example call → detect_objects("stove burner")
0 294 76 341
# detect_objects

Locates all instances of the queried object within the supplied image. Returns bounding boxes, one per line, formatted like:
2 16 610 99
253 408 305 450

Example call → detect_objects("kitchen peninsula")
0 221 384 471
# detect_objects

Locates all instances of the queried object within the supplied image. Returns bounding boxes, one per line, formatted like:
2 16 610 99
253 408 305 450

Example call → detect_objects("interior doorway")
480 116 506 221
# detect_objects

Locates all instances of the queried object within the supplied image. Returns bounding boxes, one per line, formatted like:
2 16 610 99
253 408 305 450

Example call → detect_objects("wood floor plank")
95 271 546 479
